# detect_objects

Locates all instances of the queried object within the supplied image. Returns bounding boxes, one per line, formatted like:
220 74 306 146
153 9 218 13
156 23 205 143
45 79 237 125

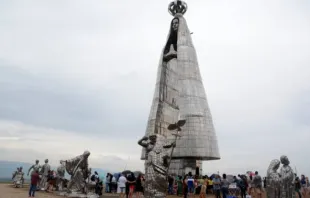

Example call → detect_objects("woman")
126 173 136 198
183 176 188 198
199 176 207 198
177 176 183 196
135 174 143 198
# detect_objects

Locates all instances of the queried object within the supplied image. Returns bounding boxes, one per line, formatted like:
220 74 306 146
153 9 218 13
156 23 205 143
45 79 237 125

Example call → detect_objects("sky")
0 0 309 176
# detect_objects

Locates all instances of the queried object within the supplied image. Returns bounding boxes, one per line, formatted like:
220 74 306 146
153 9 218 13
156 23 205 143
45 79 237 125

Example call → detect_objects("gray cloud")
0 0 309 176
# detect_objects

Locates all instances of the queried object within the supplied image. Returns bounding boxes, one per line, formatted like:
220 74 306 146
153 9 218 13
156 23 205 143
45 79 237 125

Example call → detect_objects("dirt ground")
0 183 272 198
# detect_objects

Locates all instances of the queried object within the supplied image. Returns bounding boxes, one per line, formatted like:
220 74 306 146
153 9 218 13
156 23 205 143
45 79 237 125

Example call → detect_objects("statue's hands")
142 136 148 141
172 142 176 147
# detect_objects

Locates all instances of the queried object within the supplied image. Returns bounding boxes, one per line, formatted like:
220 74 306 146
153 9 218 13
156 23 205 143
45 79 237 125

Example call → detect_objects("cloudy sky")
0 0 309 176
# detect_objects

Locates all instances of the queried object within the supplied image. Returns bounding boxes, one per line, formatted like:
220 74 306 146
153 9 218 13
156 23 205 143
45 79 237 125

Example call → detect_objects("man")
187 172 195 198
253 171 263 198
29 170 40 197
212 175 221 198
168 175 174 195
295 176 302 198
118 173 127 198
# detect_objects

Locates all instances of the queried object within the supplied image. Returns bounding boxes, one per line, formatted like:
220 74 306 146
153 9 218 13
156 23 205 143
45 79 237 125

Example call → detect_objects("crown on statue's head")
168 0 187 16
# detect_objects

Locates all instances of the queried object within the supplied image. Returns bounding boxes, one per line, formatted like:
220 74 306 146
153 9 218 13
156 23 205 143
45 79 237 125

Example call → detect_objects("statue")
12 167 24 187
39 159 51 190
65 151 91 195
27 160 41 190
27 160 41 176
138 134 176 198
266 159 281 198
279 155 294 198
56 160 66 192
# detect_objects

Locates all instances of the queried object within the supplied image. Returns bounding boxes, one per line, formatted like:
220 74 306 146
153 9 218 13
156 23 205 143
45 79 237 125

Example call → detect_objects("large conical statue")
141 0 220 177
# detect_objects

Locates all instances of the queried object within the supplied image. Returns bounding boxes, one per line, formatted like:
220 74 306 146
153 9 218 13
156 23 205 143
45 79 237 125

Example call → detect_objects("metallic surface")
65 151 91 195
39 159 51 190
138 134 175 198
279 155 294 198
141 0 220 176
266 156 295 198
56 160 66 192
266 159 281 198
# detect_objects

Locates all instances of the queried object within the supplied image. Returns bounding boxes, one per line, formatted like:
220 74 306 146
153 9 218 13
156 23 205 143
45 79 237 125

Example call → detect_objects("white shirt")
112 176 117 183
118 176 127 188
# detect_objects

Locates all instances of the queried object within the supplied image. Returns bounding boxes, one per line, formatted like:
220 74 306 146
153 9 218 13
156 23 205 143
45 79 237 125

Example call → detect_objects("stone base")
168 159 203 176
56 191 98 198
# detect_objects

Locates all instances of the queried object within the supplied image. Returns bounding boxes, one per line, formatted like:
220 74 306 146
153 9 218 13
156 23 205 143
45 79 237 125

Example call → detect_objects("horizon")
0 0 309 177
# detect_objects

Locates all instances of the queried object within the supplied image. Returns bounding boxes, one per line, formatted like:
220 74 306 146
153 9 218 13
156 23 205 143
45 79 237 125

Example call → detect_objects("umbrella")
122 170 132 177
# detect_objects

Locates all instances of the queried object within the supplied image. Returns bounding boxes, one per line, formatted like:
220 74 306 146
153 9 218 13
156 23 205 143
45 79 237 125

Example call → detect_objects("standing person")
207 177 213 195
135 174 143 198
187 172 195 198
28 170 40 198
301 175 307 198
177 176 183 196
183 176 188 198
127 172 136 198
221 174 230 198
168 175 175 195
237 175 247 198
253 171 263 198
212 175 221 198
118 173 127 198
295 176 302 198
199 176 207 198
105 173 110 193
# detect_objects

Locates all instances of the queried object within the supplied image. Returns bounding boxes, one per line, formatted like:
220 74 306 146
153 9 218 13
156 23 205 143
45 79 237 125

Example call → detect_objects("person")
29 170 40 197
183 176 188 198
253 171 263 198
111 175 117 193
237 175 247 198
187 172 195 198
199 176 207 198
168 175 175 195
207 177 213 194
301 175 307 197
295 176 302 198
221 174 230 198
212 175 221 198
118 173 127 198
127 172 136 198
135 174 143 198
177 176 183 196
105 173 111 193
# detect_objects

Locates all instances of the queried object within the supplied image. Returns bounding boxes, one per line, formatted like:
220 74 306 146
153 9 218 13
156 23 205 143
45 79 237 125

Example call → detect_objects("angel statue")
138 134 176 198
266 159 281 198
65 151 91 194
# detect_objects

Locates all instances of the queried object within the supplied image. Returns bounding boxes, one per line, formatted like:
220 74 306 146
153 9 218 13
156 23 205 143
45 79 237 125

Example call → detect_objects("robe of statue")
266 159 281 198
141 12 220 176
279 156 294 198
56 161 66 191
39 161 51 190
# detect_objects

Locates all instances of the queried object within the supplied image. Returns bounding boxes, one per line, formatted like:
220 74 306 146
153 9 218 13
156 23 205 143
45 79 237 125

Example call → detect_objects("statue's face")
35 160 39 164
172 18 179 32
45 159 48 163
149 136 157 144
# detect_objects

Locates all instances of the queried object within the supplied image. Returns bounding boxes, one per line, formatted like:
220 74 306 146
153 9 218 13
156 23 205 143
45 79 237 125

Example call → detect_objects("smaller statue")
65 151 91 195
39 159 51 190
279 155 294 198
139 134 176 198
12 167 19 181
56 160 66 192
266 159 281 198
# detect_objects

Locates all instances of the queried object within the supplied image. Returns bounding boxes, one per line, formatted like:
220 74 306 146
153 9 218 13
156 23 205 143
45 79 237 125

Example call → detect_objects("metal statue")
27 159 41 176
65 151 91 195
266 159 281 198
141 0 220 177
12 167 24 188
138 134 176 198
39 159 51 190
56 160 66 192
279 155 294 198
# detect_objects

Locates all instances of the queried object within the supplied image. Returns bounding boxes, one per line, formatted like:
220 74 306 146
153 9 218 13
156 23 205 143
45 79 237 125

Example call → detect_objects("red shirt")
31 173 40 185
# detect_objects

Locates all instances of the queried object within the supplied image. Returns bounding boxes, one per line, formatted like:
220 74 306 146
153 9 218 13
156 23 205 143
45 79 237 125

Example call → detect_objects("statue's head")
171 17 179 32
20 167 23 171
60 160 64 164
149 134 157 144
45 159 48 163
35 160 39 164
83 150 91 158
280 155 290 165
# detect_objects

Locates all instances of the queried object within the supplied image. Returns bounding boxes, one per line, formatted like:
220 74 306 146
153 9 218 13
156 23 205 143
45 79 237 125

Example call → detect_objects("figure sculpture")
138 134 176 198
279 155 294 198
65 151 91 195
27 160 41 190
39 159 51 190
56 160 66 192
141 0 220 177
266 159 281 198
12 167 24 187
